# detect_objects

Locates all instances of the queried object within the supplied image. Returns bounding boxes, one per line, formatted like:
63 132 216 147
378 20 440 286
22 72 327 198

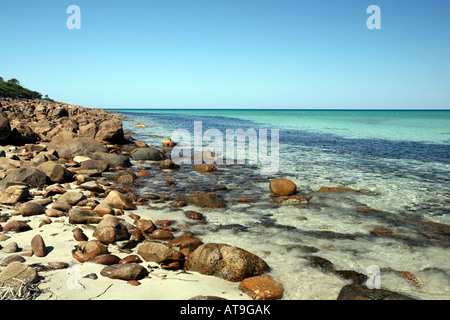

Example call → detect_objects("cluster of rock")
0 99 284 300
0 99 426 301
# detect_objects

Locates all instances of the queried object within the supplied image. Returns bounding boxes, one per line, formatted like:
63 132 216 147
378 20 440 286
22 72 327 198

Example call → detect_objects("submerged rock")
337 284 417 300
176 192 226 208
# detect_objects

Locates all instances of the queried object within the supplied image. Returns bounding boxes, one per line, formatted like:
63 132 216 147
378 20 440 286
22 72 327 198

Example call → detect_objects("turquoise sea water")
116 109 450 144
113 109 450 299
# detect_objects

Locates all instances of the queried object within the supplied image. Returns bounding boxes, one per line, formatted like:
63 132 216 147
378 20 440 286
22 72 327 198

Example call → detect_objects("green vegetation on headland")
0 76 53 101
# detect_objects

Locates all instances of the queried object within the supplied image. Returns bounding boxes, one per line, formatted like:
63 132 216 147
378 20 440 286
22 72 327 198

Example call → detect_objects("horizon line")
104 108 450 111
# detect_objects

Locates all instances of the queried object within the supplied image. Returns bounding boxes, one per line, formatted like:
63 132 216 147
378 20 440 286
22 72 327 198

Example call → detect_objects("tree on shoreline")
0 76 45 100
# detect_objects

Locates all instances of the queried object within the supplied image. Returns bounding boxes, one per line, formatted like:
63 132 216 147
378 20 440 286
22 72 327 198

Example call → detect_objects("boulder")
17 202 46 217
238 274 284 300
78 123 98 139
0 262 38 287
184 243 270 282
95 119 126 144
2 220 31 232
102 190 137 210
137 241 185 264
31 234 47 257
0 167 50 191
49 137 106 159
90 254 121 265
136 219 157 234
79 159 110 172
0 113 11 141
91 152 131 168
72 240 108 263
337 284 417 300
36 161 73 183
92 215 130 244
151 229 174 240
9 122 39 144
68 208 102 224
93 203 114 216
78 181 105 193
57 191 86 205
0 185 31 204
131 147 166 161
269 178 297 196
100 263 149 280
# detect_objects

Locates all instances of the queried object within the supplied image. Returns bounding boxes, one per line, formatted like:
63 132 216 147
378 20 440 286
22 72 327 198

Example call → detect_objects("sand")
0 188 251 300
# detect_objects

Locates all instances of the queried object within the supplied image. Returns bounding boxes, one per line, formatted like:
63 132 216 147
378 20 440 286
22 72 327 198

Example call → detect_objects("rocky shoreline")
0 99 442 300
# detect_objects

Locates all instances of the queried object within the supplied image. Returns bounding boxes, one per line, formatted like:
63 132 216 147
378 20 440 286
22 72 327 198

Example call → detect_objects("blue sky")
1 0 449 109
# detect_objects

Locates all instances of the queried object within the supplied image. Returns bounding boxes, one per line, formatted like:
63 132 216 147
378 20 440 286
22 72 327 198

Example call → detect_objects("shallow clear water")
115 109 450 300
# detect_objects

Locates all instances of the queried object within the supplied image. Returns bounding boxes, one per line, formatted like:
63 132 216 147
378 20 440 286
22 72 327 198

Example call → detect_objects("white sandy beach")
0 186 252 300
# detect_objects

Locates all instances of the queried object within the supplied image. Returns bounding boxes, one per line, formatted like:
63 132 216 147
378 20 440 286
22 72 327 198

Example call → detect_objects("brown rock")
0 262 38 287
92 215 130 244
269 178 296 196
119 254 143 264
239 274 284 300
136 219 157 234
95 119 125 144
178 238 204 252
137 241 185 264
31 234 47 257
337 284 416 300
72 240 108 263
45 209 65 217
36 161 73 183
93 203 114 216
68 208 102 224
151 229 174 240
0 254 26 266
168 233 194 247
2 220 31 232
162 138 175 147
184 210 206 220
0 185 31 204
73 227 89 241
17 201 46 217
58 191 86 205
184 243 270 282
79 159 110 172
102 190 137 210
90 254 121 265
51 201 72 212
100 263 149 280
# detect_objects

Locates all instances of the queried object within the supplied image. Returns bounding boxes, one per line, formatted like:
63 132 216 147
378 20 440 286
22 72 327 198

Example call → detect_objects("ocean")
113 109 450 299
